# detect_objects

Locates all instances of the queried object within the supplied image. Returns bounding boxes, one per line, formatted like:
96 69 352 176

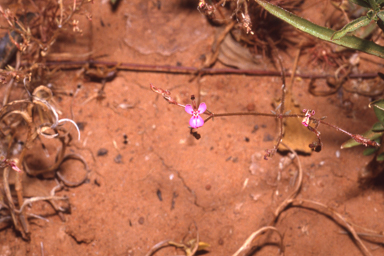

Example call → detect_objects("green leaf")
355 21 377 38
349 0 371 8
341 126 383 148
370 99 384 125
377 152 384 161
366 9 376 20
331 16 372 40
378 10 384 22
253 0 384 59
372 121 384 132
368 0 380 10
363 147 379 155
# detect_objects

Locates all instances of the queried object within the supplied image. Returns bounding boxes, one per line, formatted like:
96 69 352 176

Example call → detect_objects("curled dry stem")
56 153 89 187
2 166 25 238
16 195 68 214
285 199 372 256
146 222 207 256
273 142 303 221
144 239 172 256
0 84 82 237
32 86 80 141
232 226 284 256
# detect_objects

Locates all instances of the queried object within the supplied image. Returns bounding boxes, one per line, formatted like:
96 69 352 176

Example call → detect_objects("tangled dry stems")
0 83 88 239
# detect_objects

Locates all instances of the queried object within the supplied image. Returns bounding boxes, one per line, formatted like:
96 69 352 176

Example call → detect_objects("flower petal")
301 116 309 127
198 102 207 114
195 115 205 128
185 104 194 114
189 116 204 128
189 116 197 128
10 163 21 172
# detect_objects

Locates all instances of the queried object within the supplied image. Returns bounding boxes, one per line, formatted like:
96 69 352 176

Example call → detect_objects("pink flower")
185 102 207 128
302 109 315 127
8 160 21 172
0 157 21 172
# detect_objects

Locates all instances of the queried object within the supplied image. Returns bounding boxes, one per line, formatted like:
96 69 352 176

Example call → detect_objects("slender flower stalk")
150 83 379 152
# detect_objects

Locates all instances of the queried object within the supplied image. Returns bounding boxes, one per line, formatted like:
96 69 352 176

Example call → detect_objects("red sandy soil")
1 1 384 256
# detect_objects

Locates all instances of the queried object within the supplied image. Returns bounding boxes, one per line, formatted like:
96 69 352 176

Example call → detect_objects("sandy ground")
1 1 384 255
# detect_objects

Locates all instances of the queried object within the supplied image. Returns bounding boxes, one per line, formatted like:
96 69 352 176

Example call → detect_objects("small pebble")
205 184 211 191
76 122 86 131
252 125 259 133
249 163 258 175
246 103 255 111
114 154 122 164
232 157 238 163
138 217 144 225
250 193 261 201
263 133 274 142
251 152 262 162
94 179 101 187
97 148 108 156
244 137 250 142
127 248 134 256
156 189 163 201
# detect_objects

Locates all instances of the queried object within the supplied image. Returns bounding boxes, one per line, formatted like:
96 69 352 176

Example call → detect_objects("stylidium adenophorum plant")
150 83 380 156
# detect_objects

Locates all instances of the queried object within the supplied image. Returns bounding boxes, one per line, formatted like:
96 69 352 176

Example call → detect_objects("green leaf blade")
348 0 372 8
377 152 384 161
331 16 372 40
378 11 384 22
254 0 384 59
368 0 380 10
363 147 379 155
370 99 384 124
372 122 384 132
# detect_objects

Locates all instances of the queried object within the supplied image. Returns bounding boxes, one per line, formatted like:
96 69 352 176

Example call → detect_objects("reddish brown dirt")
1 1 384 256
